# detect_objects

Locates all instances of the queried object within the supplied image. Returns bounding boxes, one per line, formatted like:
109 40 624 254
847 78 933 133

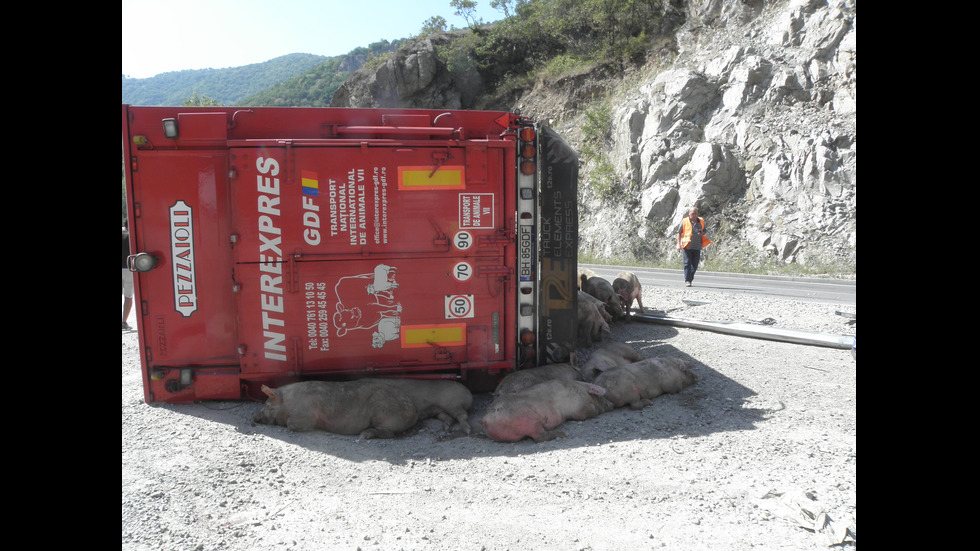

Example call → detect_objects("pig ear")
585 383 607 396
261 385 281 403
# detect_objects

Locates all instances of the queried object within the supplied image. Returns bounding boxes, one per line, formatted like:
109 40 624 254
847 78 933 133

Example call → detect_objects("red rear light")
520 346 536 364
520 161 535 176
521 144 536 159
520 330 535 345
519 127 536 142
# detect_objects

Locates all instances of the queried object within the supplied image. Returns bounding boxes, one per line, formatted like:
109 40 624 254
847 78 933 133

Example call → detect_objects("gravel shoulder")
122 282 857 550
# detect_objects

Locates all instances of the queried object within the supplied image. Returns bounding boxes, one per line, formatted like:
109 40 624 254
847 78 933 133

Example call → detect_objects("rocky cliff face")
600 0 855 272
330 31 473 110
331 0 856 275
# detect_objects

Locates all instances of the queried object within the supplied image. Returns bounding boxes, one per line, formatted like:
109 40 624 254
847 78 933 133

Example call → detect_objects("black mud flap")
536 126 579 364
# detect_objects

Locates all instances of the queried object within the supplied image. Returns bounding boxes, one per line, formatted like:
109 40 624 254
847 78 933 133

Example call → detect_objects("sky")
122 0 507 79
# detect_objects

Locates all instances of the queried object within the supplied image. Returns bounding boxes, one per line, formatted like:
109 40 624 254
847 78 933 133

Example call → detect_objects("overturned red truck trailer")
122 105 579 404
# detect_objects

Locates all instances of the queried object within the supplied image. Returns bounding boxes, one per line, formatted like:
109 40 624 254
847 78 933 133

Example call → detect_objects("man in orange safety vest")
676 207 711 286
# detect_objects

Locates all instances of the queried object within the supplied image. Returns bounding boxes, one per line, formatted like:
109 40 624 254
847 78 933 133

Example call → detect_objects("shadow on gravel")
149 320 770 465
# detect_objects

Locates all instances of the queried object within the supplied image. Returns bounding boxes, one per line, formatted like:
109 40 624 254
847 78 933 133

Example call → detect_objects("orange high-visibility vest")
680 217 712 249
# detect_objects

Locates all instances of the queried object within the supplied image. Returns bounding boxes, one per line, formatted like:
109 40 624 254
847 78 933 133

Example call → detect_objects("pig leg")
358 392 419 440
436 410 471 434
621 376 667 409
419 406 470 434
450 410 471 434
530 428 567 442
358 427 396 440
434 412 455 431
627 398 654 410
358 411 417 439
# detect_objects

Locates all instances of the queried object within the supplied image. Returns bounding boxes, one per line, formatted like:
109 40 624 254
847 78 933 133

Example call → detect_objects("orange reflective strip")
401 323 466 348
398 166 465 190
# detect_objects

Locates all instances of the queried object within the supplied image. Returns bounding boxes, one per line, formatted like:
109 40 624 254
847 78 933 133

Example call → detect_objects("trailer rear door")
129 150 239 367
228 142 516 378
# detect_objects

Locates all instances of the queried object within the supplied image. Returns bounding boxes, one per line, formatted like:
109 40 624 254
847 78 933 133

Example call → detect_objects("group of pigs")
578 268 645 347
253 342 698 443
481 342 697 442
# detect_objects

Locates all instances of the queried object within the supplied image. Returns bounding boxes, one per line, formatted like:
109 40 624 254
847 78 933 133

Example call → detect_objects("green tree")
183 92 221 106
489 0 514 17
420 15 448 36
451 0 482 27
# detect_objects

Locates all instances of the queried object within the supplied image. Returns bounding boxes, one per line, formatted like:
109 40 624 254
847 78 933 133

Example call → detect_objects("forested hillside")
121 0 672 109
121 53 327 106
121 41 406 107
237 40 407 106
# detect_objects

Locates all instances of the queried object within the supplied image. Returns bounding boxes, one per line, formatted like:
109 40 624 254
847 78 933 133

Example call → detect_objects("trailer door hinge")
430 149 453 176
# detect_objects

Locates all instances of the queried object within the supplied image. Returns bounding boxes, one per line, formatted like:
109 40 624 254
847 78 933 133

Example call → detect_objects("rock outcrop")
331 0 856 274
574 0 855 271
330 31 472 110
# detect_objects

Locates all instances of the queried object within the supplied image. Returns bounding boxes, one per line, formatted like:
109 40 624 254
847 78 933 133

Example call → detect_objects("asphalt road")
580 263 856 306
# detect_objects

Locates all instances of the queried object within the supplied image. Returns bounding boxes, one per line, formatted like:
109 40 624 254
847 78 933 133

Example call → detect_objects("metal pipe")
334 126 460 136
632 313 855 350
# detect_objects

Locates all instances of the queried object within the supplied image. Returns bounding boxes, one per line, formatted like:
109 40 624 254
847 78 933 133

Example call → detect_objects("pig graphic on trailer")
332 264 402 348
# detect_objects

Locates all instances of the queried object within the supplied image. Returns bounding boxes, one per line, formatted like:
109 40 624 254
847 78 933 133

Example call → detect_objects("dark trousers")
682 248 701 283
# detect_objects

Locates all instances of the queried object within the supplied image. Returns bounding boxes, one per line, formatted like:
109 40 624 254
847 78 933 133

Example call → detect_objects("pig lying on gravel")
593 358 698 410
581 275 626 319
481 379 614 442
580 341 644 382
376 379 473 434
612 271 645 314
578 296 611 347
253 379 420 439
494 362 582 396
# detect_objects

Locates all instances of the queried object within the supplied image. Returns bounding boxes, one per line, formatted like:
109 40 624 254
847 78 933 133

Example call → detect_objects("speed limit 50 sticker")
445 294 475 319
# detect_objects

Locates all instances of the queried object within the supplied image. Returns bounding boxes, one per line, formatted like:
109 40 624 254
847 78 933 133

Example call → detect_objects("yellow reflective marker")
401 323 466 348
398 165 465 190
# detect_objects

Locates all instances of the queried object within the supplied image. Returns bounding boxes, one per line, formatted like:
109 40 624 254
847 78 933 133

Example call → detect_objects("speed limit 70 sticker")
445 295 475 319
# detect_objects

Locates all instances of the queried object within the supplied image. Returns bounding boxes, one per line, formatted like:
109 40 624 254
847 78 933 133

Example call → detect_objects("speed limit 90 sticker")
453 230 472 250
445 295 475 319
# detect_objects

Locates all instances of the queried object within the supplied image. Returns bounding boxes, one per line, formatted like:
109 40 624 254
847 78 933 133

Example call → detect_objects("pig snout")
253 384 286 425
253 405 278 425
614 271 644 313
585 277 626 320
